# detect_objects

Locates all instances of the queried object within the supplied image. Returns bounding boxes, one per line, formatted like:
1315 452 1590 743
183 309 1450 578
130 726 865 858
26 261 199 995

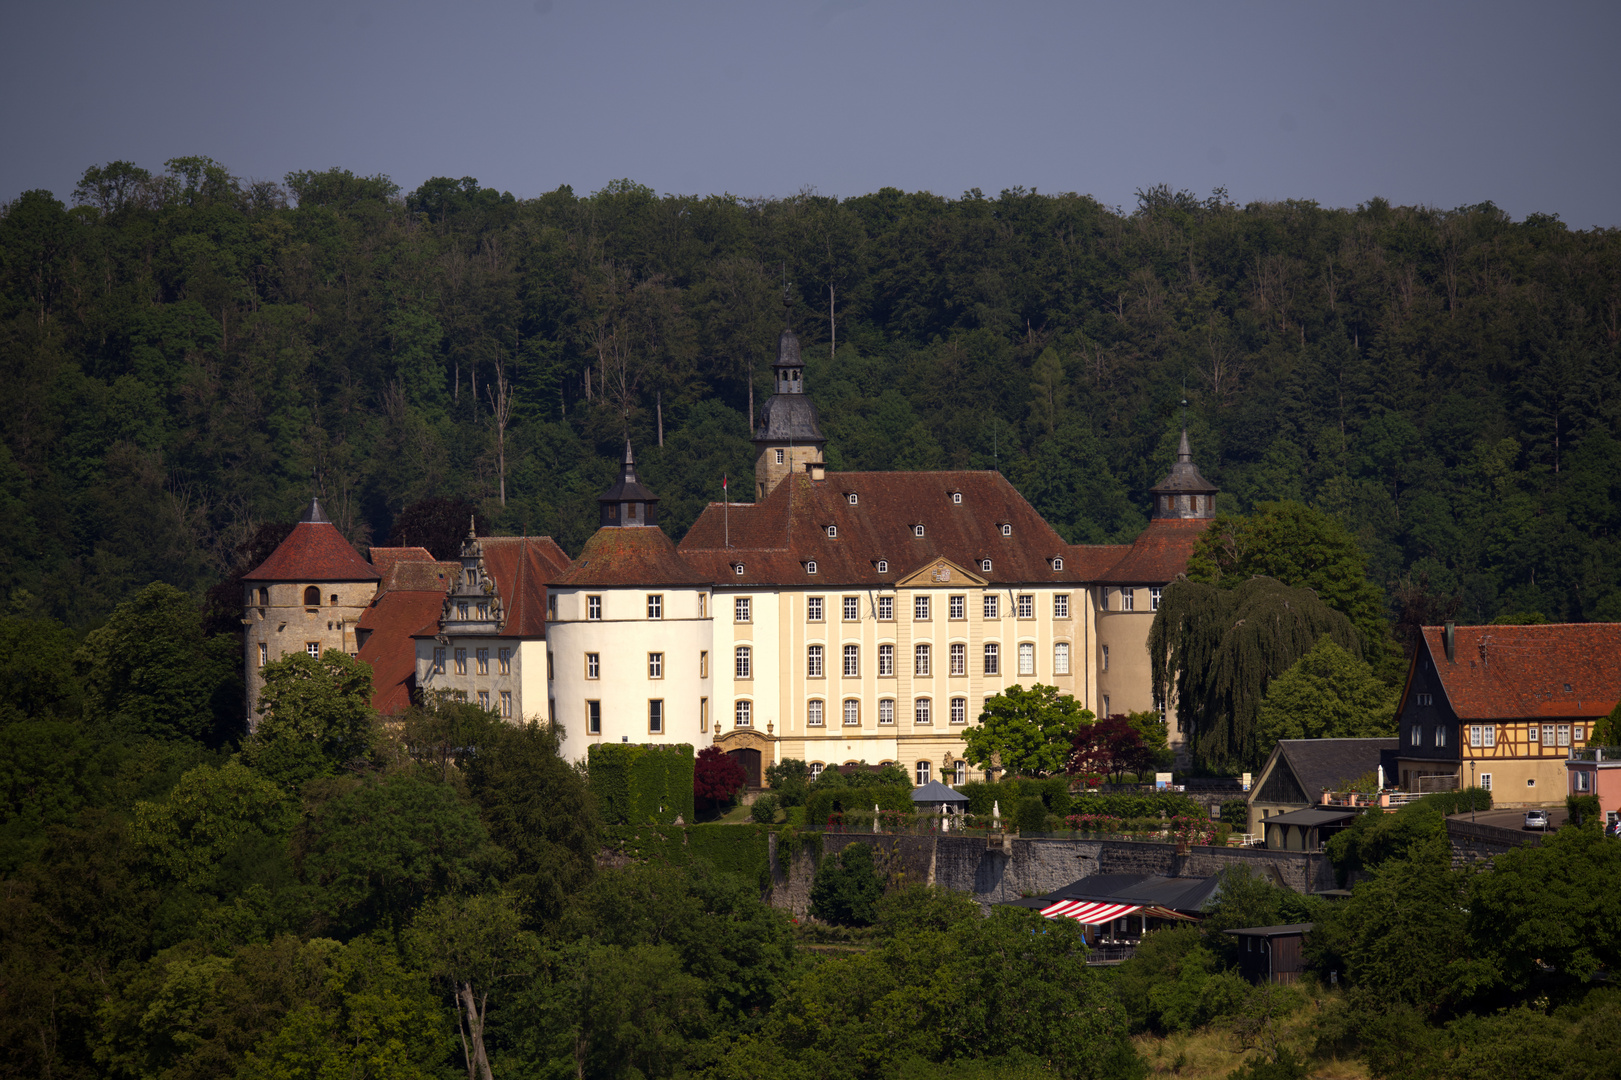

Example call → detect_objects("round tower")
752 297 825 500
1149 430 1218 520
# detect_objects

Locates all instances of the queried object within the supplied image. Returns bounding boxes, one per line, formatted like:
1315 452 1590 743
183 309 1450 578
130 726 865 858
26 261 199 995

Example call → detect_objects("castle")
243 320 1216 784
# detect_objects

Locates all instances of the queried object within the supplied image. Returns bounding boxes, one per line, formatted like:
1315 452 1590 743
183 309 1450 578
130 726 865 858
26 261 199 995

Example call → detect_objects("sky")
3 0 1618 228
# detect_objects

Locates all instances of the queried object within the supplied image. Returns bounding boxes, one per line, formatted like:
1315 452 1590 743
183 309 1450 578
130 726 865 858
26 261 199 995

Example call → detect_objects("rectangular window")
478 690 490 710
1480 772 1492 791
879 699 895 725
775 448 784 464
1575 725 1585 742
500 691 512 717
1101 644 1109 672
465 567 478 587
648 653 663 679
915 698 932 725
587 700 601 735
843 699 860 726
1121 589 1134 612
808 700 824 726
258 642 268 667
1054 642 1070 675
914 644 931 677
878 596 894 621
1102 695 1110 716
455 648 467 675
306 641 321 659
1558 725 1571 747
807 596 824 622
1484 725 1496 748
916 760 931 785
1054 594 1069 619
950 642 966 675
698 594 706 618
647 594 663 619
649 699 663 734
1544 724 1556 746
476 603 488 620
699 651 708 678
586 653 600 679
1017 594 1034 619
878 644 895 677
1530 724 1541 743
736 700 752 727
547 594 557 620
498 647 511 674
1470 725 1482 748
1150 587 1162 611
433 647 446 674
587 596 602 620
735 646 752 679
457 602 469 620
914 596 931 621
843 596 859 621
1410 724 1421 747
954 761 966 785
1436 726 1447 748
843 644 859 677
807 645 824 678
476 648 489 675
1098 588 1109 612
547 651 554 680
1575 770 1592 792
1018 642 1035 675
735 597 751 623
700 697 708 733
984 642 1000 675
983 595 999 619
949 595 965 620
950 697 967 724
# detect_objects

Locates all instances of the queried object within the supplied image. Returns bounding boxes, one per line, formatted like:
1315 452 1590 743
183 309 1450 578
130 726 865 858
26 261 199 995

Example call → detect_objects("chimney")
1443 622 1456 663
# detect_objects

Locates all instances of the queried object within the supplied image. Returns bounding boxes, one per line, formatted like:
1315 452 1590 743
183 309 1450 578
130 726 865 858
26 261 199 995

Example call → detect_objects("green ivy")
804 785 913 831
587 743 695 825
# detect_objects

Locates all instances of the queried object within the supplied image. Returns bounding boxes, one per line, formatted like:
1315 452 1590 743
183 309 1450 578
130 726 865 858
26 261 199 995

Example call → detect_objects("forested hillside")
3 159 1619 627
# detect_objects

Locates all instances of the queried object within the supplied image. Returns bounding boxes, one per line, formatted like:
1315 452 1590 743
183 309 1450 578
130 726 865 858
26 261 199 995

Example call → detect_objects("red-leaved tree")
1068 715 1154 782
693 746 747 813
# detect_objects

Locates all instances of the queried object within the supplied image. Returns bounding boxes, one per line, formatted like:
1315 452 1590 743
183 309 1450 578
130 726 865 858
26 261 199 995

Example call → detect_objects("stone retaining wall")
1445 818 1541 868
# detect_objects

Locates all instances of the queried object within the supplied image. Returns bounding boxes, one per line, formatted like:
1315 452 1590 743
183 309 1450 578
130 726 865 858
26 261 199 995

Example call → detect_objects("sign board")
1242 772 1252 792
1155 772 1172 791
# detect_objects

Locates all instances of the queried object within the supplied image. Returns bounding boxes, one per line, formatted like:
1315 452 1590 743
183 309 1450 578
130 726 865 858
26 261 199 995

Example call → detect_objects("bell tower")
1150 430 1218 520
751 294 825 499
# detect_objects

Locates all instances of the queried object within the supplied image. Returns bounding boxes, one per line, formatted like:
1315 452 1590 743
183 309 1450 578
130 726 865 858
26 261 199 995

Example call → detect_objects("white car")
1524 810 1549 831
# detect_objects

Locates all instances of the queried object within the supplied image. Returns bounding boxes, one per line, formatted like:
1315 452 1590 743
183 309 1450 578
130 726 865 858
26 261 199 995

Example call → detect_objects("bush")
763 759 810 806
1420 786 1492 816
1015 796 1048 833
588 743 696 825
803 784 912 831
1220 799 1251 827
750 794 779 824
1567 793 1601 829
809 840 883 925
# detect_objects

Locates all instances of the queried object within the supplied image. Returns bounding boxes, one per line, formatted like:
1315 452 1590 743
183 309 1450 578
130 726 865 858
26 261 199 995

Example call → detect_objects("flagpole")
723 474 729 549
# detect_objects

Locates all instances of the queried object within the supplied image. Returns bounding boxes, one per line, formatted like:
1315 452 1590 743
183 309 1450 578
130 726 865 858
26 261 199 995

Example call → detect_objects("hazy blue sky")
4 0 1617 227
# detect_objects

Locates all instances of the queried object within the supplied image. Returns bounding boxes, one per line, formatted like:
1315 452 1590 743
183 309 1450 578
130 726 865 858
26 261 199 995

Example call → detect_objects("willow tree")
1149 576 1362 769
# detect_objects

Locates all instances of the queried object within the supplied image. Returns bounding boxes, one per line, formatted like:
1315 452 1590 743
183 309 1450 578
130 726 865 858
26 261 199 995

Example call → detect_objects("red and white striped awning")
1040 899 1140 923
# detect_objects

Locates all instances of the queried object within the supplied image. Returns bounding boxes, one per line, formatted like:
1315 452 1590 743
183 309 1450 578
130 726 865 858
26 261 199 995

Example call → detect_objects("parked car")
1607 818 1621 838
1524 810 1549 831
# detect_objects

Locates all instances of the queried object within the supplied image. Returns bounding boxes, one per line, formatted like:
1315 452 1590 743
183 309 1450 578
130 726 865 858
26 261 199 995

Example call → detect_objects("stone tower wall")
243 580 376 726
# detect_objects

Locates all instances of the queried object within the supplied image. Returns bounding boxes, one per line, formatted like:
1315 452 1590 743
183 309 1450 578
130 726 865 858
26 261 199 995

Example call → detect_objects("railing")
1085 944 1138 965
1571 746 1621 762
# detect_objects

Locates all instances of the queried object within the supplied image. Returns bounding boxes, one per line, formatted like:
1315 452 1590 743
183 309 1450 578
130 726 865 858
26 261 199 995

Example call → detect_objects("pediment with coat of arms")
895 557 987 588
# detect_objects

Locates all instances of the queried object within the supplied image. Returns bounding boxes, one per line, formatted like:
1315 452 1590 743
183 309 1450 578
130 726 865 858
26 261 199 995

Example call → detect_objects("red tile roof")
1090 517 1211 584
679 470 1087 586
480 537 572 636
556 526 710 588
242 520 380 582
358 590 447 715
371 546 435 580
1420 624 1621 720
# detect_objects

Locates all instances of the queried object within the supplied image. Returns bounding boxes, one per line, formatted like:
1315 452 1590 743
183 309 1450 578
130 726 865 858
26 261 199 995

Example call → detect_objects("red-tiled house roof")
1415 624 1621 720
1089 518 1211 584
479 537 573 636
679 470 1089 586
556 527 710 588
242 501 380 582
357 547 455 714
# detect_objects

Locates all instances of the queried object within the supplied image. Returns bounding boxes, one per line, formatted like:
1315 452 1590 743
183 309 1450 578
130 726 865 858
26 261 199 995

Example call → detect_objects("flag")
722 474 728 491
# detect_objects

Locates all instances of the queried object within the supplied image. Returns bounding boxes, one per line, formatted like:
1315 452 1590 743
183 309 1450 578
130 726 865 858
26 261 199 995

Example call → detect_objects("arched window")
980 559 992 573
826 525 837 538
913 524 925 537
876 560 889 573
999 523 1012 537
806 560 818 574
1052 557 1064 571
329 593 339 606
734 563 745 575
951 492 962 504
303 586 320 606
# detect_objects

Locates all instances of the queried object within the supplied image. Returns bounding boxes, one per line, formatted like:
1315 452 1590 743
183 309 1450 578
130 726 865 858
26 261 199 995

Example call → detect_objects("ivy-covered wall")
587 743 696 825
957 779 1203 820
605 823 793 888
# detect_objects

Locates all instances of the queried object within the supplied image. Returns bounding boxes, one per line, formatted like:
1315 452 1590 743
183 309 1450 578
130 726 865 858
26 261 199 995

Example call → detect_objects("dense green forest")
3 158 1620 630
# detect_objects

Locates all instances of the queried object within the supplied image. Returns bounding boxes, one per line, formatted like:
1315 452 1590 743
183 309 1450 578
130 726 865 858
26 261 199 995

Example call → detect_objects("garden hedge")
587 742 696 825
804 784 914 831
958 779 1201 821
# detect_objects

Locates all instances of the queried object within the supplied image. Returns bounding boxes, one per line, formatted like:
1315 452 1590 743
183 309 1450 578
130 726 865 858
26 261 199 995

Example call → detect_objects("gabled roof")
1418 624 1621 720
1269 738 1398 798
1089 517 1209 584
242 500 380 583
479 537 572 637
680 470 1085 586
554 526 709 588
358 590 447 715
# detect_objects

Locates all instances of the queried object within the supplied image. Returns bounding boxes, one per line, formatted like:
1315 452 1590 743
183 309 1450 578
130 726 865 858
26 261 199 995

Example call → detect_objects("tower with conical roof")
1149 430 1218 520
240 498 381 725
598 441 661 527
752 294 825 500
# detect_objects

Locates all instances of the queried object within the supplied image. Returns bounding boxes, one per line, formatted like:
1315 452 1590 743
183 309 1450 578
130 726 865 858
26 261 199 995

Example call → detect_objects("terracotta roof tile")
358 590 447 715
480 536 572 636
679 470 1087 586
1090 517 1211 584
556 527 710 588
242 520 380 582
1419 623 1621 720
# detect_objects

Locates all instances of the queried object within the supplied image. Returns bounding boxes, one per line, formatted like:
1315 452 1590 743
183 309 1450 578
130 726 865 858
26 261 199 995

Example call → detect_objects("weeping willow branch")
1149 576 1362 769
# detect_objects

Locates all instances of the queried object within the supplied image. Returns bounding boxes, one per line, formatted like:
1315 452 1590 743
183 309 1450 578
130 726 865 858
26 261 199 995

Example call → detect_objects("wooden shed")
1224 923 1313 985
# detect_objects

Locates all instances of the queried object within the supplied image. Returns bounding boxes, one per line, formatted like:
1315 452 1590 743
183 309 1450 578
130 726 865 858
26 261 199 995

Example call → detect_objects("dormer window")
913 524 925 537
951 492 962 504
876 560 889 573
827 525 838 538
734 563 745 576
999 523 1012 537
1052 557 1064 571
846 492 858 505
981 559 992 573
806 560 818 574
